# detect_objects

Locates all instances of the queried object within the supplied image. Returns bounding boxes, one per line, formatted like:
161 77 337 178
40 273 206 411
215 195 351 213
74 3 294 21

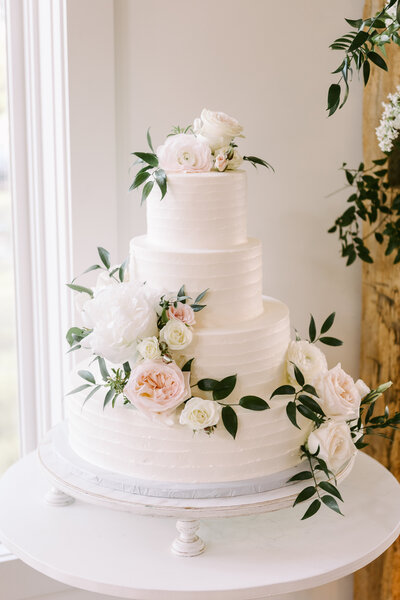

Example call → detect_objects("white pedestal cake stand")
0 450 400 599
37 425 356 557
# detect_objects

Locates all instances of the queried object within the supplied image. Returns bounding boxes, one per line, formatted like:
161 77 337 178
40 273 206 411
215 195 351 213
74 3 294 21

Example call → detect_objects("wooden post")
355 1 400 599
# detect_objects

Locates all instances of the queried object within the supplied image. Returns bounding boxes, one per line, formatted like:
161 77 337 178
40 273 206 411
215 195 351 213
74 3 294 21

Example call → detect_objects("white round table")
0 451 399 600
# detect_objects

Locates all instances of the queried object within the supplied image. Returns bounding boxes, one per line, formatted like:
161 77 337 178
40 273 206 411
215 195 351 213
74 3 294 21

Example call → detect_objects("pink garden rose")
167 301 196 326
157 133 213 173
124 359 190 419
315 363 363 421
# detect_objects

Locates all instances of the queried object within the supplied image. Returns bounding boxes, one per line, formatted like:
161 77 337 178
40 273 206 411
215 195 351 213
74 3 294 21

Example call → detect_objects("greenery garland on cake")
129 108 273 204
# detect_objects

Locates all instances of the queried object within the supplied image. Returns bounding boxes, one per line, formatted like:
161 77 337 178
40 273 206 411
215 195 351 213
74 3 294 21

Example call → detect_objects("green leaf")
270 384 296 399
297 403 322 423
298 394 325 415
320 312 335 334
119 257 129 282
287 471 313 482
242 155 274 171
213 375 237 401
177 284 186 301
319 336 343 346
82 264 102 275
66 326 90 346
222 405 238 439
103 388 115 410
130 169 151 192
197 378 218 391
191 303 206 312
67 344 81 353
123 362 131 377
182 358 194 372
309 315 316 342
97 247 111 269
154 169 167 200
321 494 344 515
367 51 388 71
363 59 371 85
397 0 400 23
146 127 154 152
78 370 96 384
348 30 369 52
66 383 91 396
327 83 341 111
293 364 305 387
345 18 363 28
66 283 93 297
301 499 321 520
286 401 300 429
96 356 109 381
131 152 158 167
319 481 343 501
293 486 316 506
141 180 154 205
82 384 102 407
303 384 318 397
194 288 209 304
239 396 270 411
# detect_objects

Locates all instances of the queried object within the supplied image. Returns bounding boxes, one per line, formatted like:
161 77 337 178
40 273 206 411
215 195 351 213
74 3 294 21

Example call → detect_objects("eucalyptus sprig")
327 0 399 116
191 374 270 439
130 128 167 204
328 157 400 265
289 445 344 520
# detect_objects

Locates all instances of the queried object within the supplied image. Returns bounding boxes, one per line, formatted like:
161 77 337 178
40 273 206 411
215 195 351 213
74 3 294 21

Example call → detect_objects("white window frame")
3 0 117 595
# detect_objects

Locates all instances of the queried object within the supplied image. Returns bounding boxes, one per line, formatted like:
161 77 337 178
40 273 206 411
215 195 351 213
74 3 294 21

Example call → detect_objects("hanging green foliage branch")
327 0 400 116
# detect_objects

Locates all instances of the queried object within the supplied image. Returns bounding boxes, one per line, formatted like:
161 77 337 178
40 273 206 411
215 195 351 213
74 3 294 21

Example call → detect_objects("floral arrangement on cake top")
129 108 273 203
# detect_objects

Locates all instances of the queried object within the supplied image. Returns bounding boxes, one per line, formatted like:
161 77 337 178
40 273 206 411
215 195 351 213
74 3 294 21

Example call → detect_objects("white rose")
355 378 370 400
215 151 229 172
195 108 244 151
315 363 362 421
179 397 221 431
286 340 328 386
307 420 357 474
159 318 193 350
157 133 213 173
84 281 158 364
137 336 161 360
226 148 243 170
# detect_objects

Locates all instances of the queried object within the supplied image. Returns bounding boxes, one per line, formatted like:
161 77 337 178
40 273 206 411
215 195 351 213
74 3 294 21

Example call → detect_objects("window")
0 0 18 475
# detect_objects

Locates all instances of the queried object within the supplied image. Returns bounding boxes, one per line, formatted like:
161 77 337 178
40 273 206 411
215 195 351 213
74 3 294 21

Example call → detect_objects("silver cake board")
38 423 355 557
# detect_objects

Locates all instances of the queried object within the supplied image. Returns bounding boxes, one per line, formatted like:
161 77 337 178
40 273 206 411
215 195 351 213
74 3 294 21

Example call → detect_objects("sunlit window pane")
0 0 19 474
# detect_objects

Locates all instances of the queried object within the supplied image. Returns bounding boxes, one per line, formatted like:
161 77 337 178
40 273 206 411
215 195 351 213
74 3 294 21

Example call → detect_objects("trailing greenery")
192 374 270 439
304 312 343 347
327 0 400 116
328 157 400 265
130 128 167 204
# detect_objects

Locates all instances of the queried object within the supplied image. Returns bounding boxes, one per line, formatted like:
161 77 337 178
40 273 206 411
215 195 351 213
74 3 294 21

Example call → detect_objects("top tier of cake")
146 170 247 250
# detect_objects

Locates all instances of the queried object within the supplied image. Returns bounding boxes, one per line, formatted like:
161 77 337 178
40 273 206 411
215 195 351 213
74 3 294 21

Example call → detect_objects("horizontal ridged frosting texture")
146 170 247 249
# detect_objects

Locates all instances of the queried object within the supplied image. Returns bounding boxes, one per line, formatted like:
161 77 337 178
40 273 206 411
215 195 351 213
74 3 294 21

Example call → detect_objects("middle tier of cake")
130 235 264 328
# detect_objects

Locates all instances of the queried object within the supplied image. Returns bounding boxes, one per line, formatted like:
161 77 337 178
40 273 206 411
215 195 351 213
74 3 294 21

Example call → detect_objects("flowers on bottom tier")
307 420 356 474
179 397 221 431
124 359 191 420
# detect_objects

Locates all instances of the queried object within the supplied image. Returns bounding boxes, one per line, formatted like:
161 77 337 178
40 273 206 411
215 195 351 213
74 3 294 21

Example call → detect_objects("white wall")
115 0 364 378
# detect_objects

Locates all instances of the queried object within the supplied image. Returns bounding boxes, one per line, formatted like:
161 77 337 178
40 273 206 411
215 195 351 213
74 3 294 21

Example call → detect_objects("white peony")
137 336 161 360
195 108 243 151
315 363 363 421
159 318 193 350
157 133 213 173
286 340 328 386
84 281 158 364
179 397 221 431
307 420 357 474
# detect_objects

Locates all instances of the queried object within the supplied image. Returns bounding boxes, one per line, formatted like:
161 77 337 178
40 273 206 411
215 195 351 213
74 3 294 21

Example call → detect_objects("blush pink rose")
167 302 196 326
124 359 190 419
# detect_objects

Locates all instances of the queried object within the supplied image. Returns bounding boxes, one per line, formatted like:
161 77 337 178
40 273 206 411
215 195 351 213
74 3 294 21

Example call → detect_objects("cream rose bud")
137 336 161 360
157 133 213 173
286 340 328 386
307 420 356 474
179 397 221 431
196 108 244 151
159 318 193 350
215 152 228 172
315 363 362 421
